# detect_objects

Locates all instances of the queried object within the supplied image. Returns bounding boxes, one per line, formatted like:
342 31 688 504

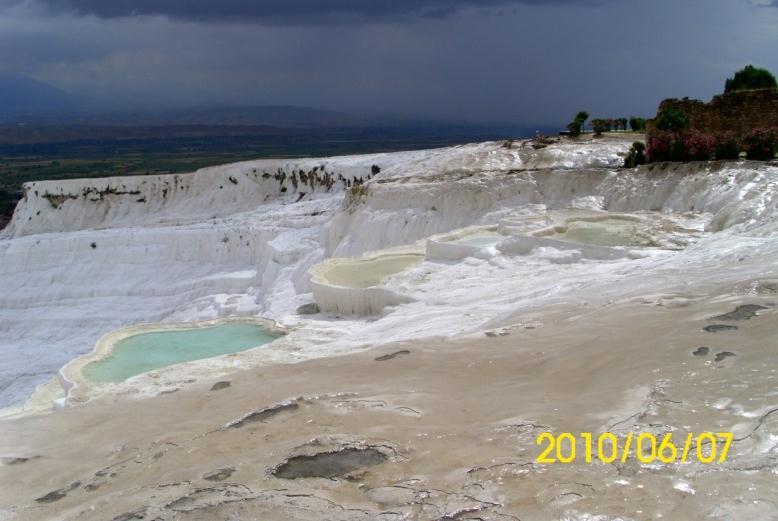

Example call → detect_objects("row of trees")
566 112 647 136
593 117 648 134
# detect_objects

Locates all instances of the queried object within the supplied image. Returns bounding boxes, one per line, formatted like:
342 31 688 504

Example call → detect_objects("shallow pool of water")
83 322 279 383
323 254 424 288
549 218 655 247
451 234 502 247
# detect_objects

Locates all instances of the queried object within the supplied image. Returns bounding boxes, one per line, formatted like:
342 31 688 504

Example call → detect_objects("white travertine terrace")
309 246 424 315
312 210 699 317
497 212 657 261
1 137 777 413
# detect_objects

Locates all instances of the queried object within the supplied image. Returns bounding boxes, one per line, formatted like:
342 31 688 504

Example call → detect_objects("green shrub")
629 117 646 132
668 140 686 162
741 128 777 160
656 109 689 132
591 119 610 135
566 111 589 136
714 132 740 160
624 141 646 168
575 111 590 122
725 65 777 92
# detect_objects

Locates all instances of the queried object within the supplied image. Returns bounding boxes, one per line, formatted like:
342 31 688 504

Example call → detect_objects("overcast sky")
0 0 776 124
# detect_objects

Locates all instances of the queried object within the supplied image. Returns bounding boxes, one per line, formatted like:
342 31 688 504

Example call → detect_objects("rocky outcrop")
648 89 778 138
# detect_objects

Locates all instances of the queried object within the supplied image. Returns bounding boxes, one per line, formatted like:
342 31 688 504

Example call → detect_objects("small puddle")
272 448 387 479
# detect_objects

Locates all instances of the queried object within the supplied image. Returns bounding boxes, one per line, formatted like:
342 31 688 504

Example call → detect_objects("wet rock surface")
35 481 81 503
165 483 253 512
374 350 410 362
202 468 235 482
222 400 300 429
209 381 231 391
711 304 768 321
0 456 39 466
296 303 321 315
715 351 737 362
110 508 148 521
272 448 387 479
703 324 738 333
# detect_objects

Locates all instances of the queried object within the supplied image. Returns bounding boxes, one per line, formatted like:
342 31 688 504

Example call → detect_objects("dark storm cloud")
5 0 603 23
0 0 775 126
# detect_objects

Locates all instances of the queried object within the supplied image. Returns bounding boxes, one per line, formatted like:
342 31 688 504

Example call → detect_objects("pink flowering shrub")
647 127 775 163
742 128 777 160
647 132 672 162
683 131 717 161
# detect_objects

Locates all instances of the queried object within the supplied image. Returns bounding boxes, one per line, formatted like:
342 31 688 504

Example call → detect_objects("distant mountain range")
0 73 433 128
56 105 429 128
0 72 558 147
0 124 299 145
0 73 87 119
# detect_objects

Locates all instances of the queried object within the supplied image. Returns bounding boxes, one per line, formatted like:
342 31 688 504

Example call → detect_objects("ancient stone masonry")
648 89 778 137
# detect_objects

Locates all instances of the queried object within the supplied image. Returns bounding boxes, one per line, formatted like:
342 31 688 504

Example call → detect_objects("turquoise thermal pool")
83 322 279 383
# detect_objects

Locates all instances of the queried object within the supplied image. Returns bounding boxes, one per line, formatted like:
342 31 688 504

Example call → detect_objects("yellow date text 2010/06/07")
536 432 733 464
